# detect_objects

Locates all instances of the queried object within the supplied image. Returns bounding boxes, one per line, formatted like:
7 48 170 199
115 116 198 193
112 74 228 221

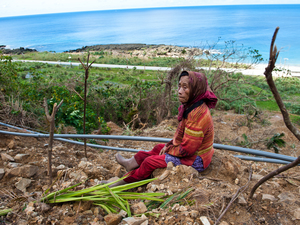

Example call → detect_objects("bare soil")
1 110 300 225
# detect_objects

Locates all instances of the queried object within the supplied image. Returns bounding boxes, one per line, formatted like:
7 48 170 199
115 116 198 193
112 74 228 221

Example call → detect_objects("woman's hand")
159 146 168 155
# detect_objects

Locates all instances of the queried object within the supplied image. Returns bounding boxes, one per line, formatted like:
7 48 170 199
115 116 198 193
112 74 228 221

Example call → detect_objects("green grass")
256 101 280 111
290 114 300 126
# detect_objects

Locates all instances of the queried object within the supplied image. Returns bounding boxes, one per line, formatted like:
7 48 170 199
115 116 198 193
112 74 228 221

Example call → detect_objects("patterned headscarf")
177 71 218 121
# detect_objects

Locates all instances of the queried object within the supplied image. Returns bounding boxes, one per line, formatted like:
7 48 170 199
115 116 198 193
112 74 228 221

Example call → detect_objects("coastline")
3 44 300 76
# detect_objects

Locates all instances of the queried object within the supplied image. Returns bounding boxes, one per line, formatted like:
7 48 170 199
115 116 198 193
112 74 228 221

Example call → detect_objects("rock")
56 164 66 170
35 203 51 212
176 164 198 177
252 174 264 180
15 178 32 192
190 210 199 218
220 157 239 180
69 170 88 182
294 208 300 220
78 160 93 170
122 216 148 225
7 140 15 149
73 201 92 212
179 205 188 212
83 210 93 215
131 202 147 215
24 202 35 216
262 194 277 201
104 213 122 225
8 165 38 178
113 165 123 177
89 222 100 225
0 168 5 180
235 178 239 185
118 209 128 217
1 153 15 162
238 196 247 205
219 222 229 225
61 181 72 189
200 216 211 225
278 192 295 203
14 154 29 161
8 162 21 168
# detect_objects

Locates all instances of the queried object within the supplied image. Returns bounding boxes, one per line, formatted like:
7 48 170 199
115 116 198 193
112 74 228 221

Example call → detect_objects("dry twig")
43 97 63 184
214 166 252 225
78 53 95 158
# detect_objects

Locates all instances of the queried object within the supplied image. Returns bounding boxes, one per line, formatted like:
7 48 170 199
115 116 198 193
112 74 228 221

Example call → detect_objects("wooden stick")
43 98 63 184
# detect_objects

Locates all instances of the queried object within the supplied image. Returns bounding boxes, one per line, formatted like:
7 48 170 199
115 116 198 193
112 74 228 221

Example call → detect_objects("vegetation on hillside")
1 47 300 135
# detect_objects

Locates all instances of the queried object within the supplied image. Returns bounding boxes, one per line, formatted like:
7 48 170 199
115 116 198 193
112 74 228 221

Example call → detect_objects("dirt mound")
1 110 300 224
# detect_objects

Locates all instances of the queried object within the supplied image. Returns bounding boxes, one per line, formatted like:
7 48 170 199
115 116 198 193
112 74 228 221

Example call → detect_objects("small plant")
238 134 251 147
266 133 286 153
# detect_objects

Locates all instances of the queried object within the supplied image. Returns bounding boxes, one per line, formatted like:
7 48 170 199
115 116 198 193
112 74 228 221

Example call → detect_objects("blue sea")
0 4 300 65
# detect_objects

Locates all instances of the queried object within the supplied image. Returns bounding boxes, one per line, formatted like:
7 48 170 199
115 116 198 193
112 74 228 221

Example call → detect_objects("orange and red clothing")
124 102 215 183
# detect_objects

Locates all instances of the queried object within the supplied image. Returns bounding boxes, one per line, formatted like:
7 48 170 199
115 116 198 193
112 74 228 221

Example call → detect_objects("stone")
14 154 30 161
61 181 72 189
1 153 15 162
131 202 147 215
122 216 148 225
219 222 229 225
7 140 15 149
118 209 128 217
78 160 93 170
104 213 122 225
0 168 4 180
8 165 38 178
190 210 199 218
220 157 238 179
56 164 66 170
262 194 277 201
7 162 21 168
179 205 188 212
113 165 123 177
278 192 295 203
238 196 247 205
294 208 300 220
83 210 93 215
252 174 264 180
73 201 92 212
35 203 51 212
89 222 101 225
24 202 35 216
15 178 32 192
69 170 88 182
200 216 211 225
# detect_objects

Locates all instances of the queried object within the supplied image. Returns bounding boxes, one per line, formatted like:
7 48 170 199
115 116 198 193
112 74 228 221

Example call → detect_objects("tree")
249 27 300 199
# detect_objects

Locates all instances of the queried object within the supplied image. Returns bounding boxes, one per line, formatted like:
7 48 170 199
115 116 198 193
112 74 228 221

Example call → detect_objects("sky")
1 0 299 18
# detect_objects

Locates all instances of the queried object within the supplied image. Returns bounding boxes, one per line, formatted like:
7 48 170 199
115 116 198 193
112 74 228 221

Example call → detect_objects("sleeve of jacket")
166 119 204 157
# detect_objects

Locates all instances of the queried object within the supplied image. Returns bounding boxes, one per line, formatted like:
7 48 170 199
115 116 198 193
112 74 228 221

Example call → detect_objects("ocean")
0 4 299 65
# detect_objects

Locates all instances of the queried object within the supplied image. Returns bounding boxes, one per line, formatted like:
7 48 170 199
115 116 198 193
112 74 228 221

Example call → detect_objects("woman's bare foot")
115 153 139 171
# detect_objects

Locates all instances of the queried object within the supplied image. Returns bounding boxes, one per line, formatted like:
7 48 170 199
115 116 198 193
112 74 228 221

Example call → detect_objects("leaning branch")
249 27 300 199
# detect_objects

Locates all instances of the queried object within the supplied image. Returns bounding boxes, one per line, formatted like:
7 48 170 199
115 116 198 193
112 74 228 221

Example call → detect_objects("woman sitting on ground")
110 70 218 187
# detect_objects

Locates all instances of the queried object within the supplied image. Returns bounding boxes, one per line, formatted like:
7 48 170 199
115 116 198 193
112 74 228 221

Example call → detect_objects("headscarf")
177 71 218 121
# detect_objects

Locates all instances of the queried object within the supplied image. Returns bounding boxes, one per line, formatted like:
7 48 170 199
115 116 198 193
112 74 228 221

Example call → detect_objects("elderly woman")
110 70 218 186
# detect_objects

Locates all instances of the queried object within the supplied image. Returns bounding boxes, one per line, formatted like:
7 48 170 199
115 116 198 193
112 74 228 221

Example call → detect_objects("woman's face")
178 76 190 103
